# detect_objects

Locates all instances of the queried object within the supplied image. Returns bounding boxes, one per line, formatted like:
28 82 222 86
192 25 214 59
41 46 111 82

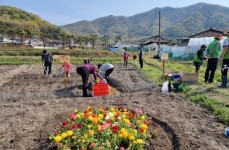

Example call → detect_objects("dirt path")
0 64 228 150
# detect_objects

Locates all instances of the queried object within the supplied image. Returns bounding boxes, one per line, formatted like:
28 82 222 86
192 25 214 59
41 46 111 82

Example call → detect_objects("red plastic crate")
93 82 109 96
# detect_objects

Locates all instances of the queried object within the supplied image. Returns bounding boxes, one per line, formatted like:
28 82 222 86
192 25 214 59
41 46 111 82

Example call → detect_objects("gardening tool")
42 64 48 75
222 65 229 71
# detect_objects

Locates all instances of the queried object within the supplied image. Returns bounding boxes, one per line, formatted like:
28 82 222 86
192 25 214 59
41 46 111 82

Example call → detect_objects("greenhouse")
159 37 226 60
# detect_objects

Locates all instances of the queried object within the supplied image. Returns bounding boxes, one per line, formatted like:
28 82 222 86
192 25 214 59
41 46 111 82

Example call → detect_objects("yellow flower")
128 135 135 141
121 131 128 138
123 112 128 115
110 108 115 112
92 118 98 124
88 116 93 121
88 130 94 135
98 114 104 119
119 134 123 138
61 132 68 139
97 125 102 132
141 123 148 129
54 135 62 143
136 139 143 144
134 129 138 134
74 109 78 113
110 117 115 122
87 125 92 129
67 130 73 136
76 114 81 118
124 109 127 112
121 128 126 132
123 119 130 124
121 115 126 119
140 115 145 120
83 134 88 140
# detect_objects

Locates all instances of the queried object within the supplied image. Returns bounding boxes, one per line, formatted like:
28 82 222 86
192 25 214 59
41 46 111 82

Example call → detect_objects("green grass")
136 54 229 125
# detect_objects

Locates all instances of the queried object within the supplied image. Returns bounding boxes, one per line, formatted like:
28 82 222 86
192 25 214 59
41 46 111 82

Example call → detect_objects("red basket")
93 82 109 96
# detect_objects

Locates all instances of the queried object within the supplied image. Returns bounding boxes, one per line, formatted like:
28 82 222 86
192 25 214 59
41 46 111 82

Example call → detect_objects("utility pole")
158 10 161 56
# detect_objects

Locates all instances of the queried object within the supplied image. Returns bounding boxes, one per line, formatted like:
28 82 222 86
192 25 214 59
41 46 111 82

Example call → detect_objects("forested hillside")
0 6 65 40
62 3 229 40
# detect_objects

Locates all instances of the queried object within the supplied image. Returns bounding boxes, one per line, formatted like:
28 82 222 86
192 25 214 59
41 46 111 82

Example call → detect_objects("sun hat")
225 31 229 35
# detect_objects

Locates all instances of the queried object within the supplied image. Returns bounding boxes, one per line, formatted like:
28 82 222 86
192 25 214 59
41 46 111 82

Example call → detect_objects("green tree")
101 35 109 50
115 35 122 42
90 34 98 49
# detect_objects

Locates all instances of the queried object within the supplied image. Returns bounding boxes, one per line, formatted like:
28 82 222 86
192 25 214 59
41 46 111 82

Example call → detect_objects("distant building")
140 35 171 52
109 41 139 51
189 27 226 38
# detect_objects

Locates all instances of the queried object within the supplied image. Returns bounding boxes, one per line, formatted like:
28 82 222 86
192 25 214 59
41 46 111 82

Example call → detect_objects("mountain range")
62 3 229 40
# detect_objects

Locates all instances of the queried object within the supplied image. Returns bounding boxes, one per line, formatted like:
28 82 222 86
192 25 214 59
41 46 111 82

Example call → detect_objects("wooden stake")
162 59 165 81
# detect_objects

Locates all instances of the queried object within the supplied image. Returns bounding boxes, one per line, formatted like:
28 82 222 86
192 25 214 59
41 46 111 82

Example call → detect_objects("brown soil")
0 64 228 150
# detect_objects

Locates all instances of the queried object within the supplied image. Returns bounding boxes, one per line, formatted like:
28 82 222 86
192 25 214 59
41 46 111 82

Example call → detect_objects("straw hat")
225 31 229 35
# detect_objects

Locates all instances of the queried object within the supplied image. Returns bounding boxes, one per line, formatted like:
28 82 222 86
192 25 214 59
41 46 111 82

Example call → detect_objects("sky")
0 0 229 26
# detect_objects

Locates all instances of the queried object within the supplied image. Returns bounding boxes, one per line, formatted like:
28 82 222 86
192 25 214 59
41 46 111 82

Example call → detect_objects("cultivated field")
0 63 228 150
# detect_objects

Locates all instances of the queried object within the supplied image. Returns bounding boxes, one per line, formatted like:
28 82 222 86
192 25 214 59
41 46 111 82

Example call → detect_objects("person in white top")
98 63 114 82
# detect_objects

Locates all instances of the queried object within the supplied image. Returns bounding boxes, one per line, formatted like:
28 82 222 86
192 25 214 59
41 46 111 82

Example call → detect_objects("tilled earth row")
0 64 228 150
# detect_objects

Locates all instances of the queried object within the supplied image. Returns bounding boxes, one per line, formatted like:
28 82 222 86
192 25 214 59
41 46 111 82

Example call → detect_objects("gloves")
103 79 107 83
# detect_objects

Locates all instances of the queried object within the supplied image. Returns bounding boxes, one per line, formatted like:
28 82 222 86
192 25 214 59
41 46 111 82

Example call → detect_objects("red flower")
92 114 97 118
140 127 145 133
106 120 112 124
112 125 119 134
71 124 77 130
63 121 68 127
76 123 82 129
84 113 90 118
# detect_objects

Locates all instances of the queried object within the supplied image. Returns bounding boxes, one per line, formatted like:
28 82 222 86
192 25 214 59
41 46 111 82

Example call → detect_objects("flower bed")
49 106 156 150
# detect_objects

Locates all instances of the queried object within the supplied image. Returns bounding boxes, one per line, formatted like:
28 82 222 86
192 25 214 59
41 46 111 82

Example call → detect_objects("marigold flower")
97 125 102 132
76 114 81 118
84 113 90 118
67 130 73 136
88 130 94 135
87 125 92 129
54 135 62 143
136 139 143 144
92 118 98 124
98 114 104 119
110 107 115 112
83 134 88 140
61 132 68 139
141 115 146 120
74 109 78 113
85 107 92 113
141 123 148 129
128 135 135 140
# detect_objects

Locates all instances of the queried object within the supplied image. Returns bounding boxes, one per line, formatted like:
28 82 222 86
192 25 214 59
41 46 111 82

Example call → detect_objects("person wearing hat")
218 31 229 88
204 34 223 83
193 45 207 73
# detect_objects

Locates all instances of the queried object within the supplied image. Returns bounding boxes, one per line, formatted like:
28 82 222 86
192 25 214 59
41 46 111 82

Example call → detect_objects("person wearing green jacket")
193 45 207 73
218 31 229 88
204 34 223 83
